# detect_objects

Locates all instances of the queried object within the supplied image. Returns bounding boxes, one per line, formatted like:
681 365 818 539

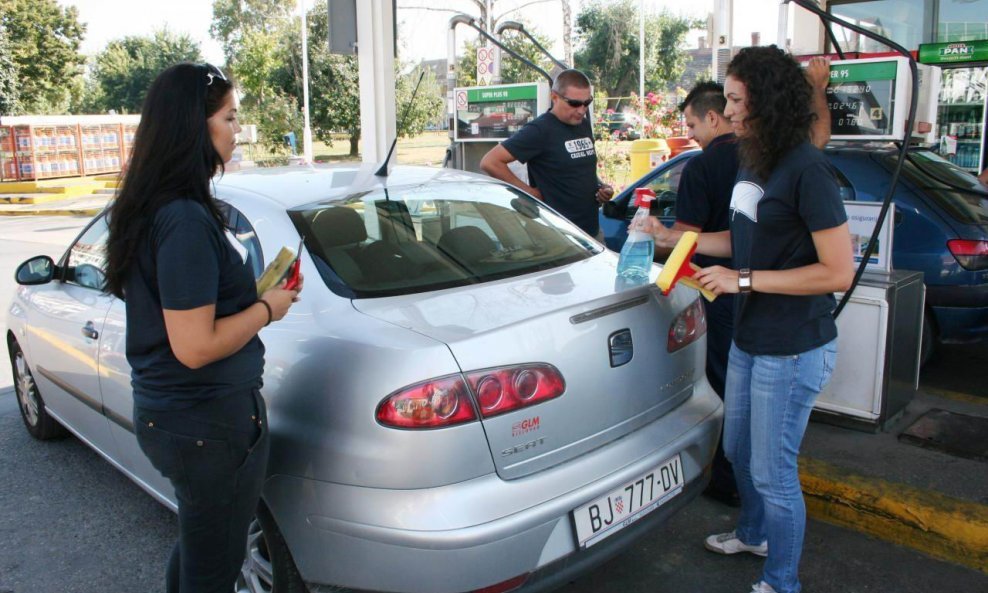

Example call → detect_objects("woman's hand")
261 273 303 322
694 265 741 296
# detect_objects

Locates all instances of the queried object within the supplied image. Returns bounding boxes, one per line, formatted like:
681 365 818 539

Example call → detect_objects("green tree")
574 0 700 100
456 30 557 88
0 24 20 115
0 0 86 113
89 30 203 114
395 65 446 138
211 0 299 152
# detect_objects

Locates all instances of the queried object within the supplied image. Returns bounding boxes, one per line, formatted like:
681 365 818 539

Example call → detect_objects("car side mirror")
15 255 57 285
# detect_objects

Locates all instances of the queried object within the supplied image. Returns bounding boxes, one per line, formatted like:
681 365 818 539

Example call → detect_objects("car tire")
239 503 313 593
8 338 67 441
920 311 936 368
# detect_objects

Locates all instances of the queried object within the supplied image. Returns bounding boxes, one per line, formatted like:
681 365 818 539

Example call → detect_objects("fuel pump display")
826 60 899 137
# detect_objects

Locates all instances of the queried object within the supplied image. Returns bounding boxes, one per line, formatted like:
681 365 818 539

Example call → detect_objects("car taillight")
947 239 988 271
668 298 707 352
376 375 477 429
465 363 565 418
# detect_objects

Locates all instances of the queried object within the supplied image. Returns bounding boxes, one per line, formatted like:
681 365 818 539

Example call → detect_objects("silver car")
7 164 722 593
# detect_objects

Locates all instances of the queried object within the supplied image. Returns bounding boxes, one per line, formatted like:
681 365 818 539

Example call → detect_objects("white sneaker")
750 581 778 593
704 530 768 557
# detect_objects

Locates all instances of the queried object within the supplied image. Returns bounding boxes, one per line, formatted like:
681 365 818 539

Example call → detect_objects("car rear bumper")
263 382 723 593
928 284 988 343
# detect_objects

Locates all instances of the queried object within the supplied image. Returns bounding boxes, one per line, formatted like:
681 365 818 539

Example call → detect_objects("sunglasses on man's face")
557 94 593 108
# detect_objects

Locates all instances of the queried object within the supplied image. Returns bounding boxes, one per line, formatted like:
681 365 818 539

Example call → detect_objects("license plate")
573 455 684 547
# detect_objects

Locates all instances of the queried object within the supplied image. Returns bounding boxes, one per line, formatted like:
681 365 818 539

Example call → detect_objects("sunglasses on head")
204 63 228 87
556 93 593 108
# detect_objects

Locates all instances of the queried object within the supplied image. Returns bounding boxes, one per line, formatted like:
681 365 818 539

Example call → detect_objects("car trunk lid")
352 256 703 479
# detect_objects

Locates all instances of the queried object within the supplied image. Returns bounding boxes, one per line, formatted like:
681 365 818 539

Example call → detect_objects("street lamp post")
300 0 314 164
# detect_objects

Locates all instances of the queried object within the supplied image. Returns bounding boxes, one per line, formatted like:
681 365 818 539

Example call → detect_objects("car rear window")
292 181 601 298
881 150 988 225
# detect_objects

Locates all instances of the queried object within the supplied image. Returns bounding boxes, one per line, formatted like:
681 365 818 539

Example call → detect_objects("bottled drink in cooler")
616 188 656 284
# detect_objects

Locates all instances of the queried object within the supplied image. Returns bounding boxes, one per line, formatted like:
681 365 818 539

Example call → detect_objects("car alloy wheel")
14 349 40 427
237 516 275 593
9 339 66 440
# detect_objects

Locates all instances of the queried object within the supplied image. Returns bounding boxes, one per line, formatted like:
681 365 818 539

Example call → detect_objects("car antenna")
375 70 426 178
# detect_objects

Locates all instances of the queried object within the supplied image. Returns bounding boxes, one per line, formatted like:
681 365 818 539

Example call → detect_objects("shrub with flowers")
629 90 684 139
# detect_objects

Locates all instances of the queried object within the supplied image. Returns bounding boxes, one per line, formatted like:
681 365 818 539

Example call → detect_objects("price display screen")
826 60 899 139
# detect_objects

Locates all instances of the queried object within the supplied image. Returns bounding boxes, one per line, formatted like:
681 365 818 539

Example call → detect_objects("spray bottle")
616 188 656 283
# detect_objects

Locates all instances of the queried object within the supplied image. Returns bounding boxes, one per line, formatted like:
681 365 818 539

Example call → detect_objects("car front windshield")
890 150 988 225
293 181 602 298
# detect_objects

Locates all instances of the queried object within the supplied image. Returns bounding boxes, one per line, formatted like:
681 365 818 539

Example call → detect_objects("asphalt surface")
1 388 985 593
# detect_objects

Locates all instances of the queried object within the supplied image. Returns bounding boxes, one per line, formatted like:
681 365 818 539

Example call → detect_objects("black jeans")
703 295 738 495
135 387 269 593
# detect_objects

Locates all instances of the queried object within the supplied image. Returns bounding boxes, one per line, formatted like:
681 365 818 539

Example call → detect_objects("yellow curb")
921 387 988 406
0 208 103 217
800 456 988 573
0 193 69 204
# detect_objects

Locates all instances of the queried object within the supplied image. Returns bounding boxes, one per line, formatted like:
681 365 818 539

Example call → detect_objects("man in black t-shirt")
480 69 613 238
672 81 741 506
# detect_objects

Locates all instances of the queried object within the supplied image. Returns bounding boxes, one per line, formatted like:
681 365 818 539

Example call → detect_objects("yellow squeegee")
655 231 717 302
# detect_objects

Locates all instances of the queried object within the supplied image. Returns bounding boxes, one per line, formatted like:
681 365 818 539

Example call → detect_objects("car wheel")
920 311 936 367
9 338 67 440
238 503 310 593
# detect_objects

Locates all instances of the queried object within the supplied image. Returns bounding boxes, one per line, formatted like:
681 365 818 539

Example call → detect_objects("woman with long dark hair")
105 62 300 593
646 46 854 593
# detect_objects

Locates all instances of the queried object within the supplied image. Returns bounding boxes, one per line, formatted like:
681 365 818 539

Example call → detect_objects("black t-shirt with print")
501 111 600 235
729 142 848 356
125 199 264 410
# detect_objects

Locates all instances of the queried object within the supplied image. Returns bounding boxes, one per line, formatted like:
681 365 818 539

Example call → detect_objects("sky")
58 0 785 66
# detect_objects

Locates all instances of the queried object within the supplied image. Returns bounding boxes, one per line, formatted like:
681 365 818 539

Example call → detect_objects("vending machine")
919 40 988 174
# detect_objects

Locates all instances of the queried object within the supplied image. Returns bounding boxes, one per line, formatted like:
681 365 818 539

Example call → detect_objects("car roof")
215 163 499 209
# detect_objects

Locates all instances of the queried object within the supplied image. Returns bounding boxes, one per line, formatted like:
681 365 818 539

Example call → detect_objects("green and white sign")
919 40 988 65
454 82 549 142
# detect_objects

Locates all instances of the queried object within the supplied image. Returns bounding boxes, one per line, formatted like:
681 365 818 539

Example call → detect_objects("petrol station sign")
919 40 988 65
453 82 549 142
823 57 911 140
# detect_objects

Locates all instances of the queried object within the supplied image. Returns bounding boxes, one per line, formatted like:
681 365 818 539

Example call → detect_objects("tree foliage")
0 24 20 115
88 30 203 114
574 0 700 100
0 0 86 114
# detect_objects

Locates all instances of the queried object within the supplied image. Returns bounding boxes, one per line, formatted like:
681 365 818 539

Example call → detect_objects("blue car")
600 145 988 364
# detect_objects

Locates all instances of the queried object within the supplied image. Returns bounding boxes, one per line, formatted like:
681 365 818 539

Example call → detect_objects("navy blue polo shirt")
124 199 264 410
676 133 738 270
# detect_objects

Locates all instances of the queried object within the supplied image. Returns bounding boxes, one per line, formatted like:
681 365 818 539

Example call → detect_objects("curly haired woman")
644 45 854 593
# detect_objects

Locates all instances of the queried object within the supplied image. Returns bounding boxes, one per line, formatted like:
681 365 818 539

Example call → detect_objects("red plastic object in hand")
284 238 303 291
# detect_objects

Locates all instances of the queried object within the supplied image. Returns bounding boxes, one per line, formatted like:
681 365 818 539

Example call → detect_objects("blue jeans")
135 387 269 593
723 339 837 593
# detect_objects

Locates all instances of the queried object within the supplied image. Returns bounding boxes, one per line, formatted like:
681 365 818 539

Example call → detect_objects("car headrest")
312 207 367 247
437 226 496 265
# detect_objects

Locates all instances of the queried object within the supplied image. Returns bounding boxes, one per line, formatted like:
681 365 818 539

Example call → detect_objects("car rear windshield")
291 180 601 298
883 150 988 226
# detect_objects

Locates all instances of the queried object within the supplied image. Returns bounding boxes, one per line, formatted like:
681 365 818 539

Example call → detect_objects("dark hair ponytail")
104 63 234 298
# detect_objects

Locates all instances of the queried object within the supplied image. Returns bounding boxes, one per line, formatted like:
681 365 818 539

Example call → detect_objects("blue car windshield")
292 181 602 298
891 150 988 226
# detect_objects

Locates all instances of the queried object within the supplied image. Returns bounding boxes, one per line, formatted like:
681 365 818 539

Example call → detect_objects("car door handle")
81 321 99 340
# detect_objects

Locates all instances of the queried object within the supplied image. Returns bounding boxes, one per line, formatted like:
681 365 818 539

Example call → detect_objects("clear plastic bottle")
616 188 656 284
